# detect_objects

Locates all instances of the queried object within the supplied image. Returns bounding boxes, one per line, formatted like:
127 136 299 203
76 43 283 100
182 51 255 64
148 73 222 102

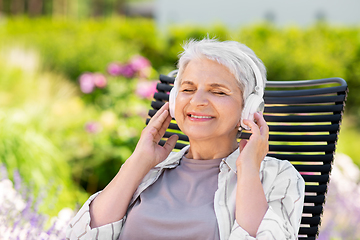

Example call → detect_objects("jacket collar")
220 148 239 174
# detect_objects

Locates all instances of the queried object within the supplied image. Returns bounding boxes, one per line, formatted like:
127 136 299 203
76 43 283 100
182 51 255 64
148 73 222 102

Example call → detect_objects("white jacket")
67 145 305 240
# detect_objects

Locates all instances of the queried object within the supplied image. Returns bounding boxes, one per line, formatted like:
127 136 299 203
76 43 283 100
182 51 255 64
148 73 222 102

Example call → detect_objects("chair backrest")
147 72 348 240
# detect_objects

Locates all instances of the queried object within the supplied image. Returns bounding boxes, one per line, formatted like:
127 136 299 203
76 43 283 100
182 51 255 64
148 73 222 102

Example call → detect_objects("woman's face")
175 57 243 143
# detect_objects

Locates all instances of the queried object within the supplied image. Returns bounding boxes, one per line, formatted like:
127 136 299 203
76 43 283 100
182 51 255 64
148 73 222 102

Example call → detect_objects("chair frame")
147 71 348 240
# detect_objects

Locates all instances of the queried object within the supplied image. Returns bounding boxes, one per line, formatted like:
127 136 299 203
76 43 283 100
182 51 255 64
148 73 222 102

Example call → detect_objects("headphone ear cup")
241 94 265 130
169 84 177 118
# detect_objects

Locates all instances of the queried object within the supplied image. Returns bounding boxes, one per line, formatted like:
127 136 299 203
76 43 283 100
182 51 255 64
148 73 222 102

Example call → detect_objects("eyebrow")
180 81 229 88
180 80 195 86
209 83 230 89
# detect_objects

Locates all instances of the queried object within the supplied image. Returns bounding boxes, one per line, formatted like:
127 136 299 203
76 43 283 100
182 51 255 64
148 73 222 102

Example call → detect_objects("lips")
187 112 214 121
190 114 212 119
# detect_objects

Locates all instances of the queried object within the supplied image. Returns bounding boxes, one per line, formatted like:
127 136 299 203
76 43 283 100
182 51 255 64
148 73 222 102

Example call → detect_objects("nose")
190 89 209 107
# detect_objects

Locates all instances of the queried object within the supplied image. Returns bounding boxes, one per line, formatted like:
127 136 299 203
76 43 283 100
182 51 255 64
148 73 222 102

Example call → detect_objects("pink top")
118 156 222 240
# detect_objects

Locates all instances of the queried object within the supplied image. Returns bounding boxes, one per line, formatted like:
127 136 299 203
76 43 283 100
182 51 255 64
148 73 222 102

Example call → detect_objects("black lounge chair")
147 71 348 240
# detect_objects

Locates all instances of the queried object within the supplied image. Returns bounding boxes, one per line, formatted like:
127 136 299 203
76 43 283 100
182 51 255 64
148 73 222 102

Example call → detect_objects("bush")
0 17 165 80
0 51 90 215
71 55 158 192
1 18 359 113
235 23 360 114
1 17 360 199
0 111 88 216
0 45 155 197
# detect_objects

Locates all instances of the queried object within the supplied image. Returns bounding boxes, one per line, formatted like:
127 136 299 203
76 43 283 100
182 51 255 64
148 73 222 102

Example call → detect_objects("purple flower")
107 63 123 76
79 73 95 94
0 164 8 180
120 64 136 78
107 56 151 79
317 153 360 238
13 170 22 192
93 73 107 88
0 165 74 239
129 55 151 71
135 80 158 99
85 121 102 134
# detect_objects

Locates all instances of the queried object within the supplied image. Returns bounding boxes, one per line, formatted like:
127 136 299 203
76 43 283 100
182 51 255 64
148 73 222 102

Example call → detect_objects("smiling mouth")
189 114 213 119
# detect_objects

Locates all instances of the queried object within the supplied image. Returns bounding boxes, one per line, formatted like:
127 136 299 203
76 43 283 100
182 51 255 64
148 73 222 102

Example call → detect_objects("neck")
185 138 239 160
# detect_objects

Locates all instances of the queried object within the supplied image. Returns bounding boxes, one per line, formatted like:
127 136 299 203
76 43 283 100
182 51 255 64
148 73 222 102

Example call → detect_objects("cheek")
219 99 243 122
174 94 186 120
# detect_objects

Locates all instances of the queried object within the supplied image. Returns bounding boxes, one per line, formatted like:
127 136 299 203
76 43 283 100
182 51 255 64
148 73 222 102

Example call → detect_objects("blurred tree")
92 0 105 17
28 0 43 16
92 0 125 17
11 0 25 15
53 0 67 16
0 0 128 17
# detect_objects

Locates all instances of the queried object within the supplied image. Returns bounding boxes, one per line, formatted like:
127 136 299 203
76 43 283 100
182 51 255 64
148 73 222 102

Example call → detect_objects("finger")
148 102 169 124
239 139 247 152
254 112 269 136
151 110 171 142
157 114 172 140
242 118 260 135
163 134 179 154
148 103 171 130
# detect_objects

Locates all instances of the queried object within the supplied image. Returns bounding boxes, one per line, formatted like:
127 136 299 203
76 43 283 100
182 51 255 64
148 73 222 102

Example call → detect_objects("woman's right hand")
131 102 179 172
88 102 178 229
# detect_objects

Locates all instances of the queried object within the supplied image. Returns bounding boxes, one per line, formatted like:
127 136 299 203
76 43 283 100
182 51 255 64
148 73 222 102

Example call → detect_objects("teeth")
190 115 212 119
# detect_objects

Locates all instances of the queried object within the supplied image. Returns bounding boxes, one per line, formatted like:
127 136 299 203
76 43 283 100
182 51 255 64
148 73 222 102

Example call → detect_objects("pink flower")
136 80 158 99
130 55 151 71
93 73 107 88
85 121 102 134
79 73 95 94
120 64 136 78
107 63 123 76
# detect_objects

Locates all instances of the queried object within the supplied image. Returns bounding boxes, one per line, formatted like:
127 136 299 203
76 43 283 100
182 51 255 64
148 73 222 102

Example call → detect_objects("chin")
181 128 210 140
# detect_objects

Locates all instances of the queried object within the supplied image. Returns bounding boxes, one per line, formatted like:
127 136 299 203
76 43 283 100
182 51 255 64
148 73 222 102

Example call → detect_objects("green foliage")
69 75 151 193
0 43 153 203
336 115 360 167
0 115 88 216
231 23 359 115
0 17 164 80
162 24 231 67
1 17 360 215
0 21 356 110
1 18 359 113
0 61 89 216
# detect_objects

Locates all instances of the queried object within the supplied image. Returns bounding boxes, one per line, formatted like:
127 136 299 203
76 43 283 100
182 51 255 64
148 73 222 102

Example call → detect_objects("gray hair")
175 38 267 104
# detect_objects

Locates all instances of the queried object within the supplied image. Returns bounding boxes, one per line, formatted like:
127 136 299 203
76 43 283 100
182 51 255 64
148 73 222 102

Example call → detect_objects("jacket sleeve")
229 160 305 240
66 192 125 240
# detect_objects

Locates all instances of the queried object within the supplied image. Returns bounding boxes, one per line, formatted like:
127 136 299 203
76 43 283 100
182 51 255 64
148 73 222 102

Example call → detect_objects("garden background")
1 0 360 239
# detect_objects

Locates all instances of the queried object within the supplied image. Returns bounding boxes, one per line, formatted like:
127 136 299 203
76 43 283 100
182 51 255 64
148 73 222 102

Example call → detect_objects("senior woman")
67 38 305 240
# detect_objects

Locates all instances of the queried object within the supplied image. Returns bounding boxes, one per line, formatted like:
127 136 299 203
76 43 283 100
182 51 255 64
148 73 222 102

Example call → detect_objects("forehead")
180 58 240 88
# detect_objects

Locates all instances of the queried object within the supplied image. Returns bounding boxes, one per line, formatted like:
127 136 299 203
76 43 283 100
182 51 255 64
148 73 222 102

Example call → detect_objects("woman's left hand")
235 112 269 236
236 112 269 172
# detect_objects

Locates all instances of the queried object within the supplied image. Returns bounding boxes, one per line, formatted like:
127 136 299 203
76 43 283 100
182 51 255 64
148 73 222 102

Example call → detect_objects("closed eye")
182 89 195 92
212 91 227 95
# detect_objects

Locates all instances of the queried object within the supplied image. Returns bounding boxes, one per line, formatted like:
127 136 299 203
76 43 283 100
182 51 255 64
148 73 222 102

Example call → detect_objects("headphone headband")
239 52 264 97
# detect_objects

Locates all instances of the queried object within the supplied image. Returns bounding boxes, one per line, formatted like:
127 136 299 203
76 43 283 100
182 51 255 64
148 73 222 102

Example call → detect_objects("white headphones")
169 75 179 119
169 54 264 131
239 53 265 130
